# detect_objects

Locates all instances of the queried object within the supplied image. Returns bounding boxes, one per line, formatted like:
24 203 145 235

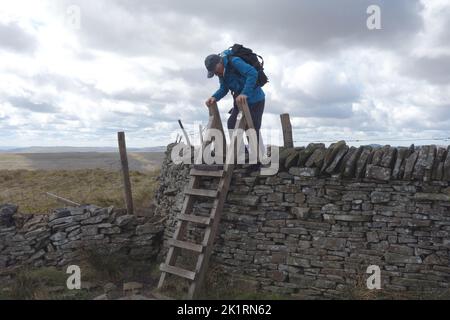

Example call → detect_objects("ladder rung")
193 164 224 171
185 188 218 198
190 169 224 177
160 264 196 281
179 214 211 225
169 239 204 253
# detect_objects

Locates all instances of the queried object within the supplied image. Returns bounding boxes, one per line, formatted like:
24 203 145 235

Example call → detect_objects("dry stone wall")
0 204 163 271
155 142 450 298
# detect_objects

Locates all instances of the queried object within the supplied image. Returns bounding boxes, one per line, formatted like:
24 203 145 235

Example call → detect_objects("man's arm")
212 77 229 101
230 57 258 97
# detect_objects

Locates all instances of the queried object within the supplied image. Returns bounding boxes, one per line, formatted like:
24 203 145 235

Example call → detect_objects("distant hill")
0 146 166 153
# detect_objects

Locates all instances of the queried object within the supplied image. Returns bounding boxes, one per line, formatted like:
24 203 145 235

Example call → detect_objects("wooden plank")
189 169 235 298
159 102 228 296
160 264 196 281
206 102 226 162
193 164 224 171
117 132 134 215
178 213 211 225
169 239 204 253
158 177 199 289
188 103 252 299
280 113 293 148
190 168 224 177
185 188 218 198
238 100 260 163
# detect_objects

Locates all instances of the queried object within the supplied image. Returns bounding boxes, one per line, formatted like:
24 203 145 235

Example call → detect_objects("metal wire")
293 137 450 143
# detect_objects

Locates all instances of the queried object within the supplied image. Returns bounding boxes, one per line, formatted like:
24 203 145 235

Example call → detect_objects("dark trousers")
227 99 265 163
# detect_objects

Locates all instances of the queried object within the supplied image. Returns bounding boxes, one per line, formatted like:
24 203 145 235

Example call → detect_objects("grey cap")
205 54 221 78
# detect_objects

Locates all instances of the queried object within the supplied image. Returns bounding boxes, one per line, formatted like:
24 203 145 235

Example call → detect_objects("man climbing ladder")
205 44 268 172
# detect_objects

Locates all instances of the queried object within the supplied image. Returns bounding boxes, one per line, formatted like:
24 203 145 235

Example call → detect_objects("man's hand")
236 94 248 105
205 97 216 107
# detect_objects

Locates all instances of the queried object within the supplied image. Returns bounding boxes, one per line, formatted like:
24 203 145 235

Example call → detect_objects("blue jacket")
212 49 265 105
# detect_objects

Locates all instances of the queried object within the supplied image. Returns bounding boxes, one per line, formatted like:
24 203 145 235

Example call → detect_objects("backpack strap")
225 55 240 98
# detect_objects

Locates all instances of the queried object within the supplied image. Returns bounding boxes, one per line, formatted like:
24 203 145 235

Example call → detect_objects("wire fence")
293 136 450 143
180 125 450 147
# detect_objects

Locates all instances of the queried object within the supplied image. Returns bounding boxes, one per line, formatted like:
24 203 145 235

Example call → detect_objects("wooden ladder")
157 100 257 299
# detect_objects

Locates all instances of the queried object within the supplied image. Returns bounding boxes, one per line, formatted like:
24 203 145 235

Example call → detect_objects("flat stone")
81 225 98 236
291 207 311 219
136 223 164 235
49 232 66 242
414 193 450 201
285 150 300 169
444 146 450 181
289 167 319 177
298 143 324 167
380 146 397 168
342 146 362 178
305 147 326 168
432 147 447 180
370 147 384 166
0 204 17 227
321 203 340 213
385 253 422 264
287 256 311 268
323 214 371 222
49 208 71 222
279 148 297 169
312 237 347 250
321 141 346 173
115 215 135 227
24 227 49 239
387 245 414 256
81 214 109 225
227 194 259 206
413 146 430 180
48 216 75 227
403 149 419 180
355 146 373 178
392 147 409 179
325 145 349 174
365 165 391 181
370 191 391 203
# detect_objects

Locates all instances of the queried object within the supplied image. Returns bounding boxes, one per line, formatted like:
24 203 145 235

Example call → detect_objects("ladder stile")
158 101 256 299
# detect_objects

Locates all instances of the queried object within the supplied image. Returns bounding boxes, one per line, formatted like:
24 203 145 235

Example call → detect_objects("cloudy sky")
0 0 449 148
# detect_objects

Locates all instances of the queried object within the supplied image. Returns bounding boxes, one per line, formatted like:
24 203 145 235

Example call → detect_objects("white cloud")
0 0 449 148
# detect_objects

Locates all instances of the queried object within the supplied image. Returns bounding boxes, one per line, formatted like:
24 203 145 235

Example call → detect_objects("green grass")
0 169 159 214
0 250 162 300
0 266 98 300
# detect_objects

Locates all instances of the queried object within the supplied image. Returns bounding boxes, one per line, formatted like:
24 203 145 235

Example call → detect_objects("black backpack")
226 44 269 88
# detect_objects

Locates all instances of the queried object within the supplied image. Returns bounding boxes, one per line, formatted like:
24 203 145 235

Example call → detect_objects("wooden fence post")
280 113 294 148
117 132 134 215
